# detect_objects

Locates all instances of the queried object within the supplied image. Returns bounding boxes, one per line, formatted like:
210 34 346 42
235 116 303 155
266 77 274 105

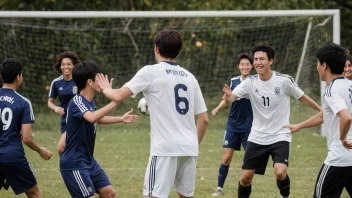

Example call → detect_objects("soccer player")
212 53 253 196
96 29 209 198
343 53 352 80
0 58 52 197
223 42 321 198
284 42 352 198
60 61 139 198
48 51 80 156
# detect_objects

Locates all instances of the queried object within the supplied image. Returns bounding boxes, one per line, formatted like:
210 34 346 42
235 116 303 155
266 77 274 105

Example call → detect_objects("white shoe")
211 187 223 196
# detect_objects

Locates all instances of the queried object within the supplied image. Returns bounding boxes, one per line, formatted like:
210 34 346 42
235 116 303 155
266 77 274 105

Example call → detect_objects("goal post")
0 10 340 136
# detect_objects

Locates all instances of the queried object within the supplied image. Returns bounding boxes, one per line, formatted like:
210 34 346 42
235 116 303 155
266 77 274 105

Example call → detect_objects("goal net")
0 11 336 124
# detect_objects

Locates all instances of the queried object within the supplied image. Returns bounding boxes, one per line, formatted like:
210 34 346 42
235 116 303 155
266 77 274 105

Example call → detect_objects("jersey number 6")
174 84 189 115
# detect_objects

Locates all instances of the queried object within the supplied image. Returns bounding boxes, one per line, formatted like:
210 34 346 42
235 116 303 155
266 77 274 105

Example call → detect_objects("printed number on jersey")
0 107 13 131
262 96 270 107
174 84 189 115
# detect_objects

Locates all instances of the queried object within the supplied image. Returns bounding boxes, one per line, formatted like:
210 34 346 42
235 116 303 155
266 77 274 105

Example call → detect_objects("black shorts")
313 164 352 198
242 141 290 175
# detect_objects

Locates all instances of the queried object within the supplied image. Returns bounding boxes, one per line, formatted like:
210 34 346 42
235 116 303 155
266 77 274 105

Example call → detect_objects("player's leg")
60 169 95 198
212 130 239 196
174 156 197 198
24 185 41 198
240 132 250 150
90 162 115 198
270 141 290 198
58 132 66 156
313 164 345 198
143 156 176 198
2 161 39 197
239 142 269 198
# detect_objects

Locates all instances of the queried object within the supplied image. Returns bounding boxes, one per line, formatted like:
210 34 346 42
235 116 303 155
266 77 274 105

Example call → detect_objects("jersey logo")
275 87 280 95
72 86 78 94
59 87 63 90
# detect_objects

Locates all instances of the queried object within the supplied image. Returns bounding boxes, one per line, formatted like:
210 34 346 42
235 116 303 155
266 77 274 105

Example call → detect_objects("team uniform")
223 76 253 150
232 71 304 174
60 95 111 198
124 61 207 197
313 77 352 198
49 75 77 133
0 88 36 194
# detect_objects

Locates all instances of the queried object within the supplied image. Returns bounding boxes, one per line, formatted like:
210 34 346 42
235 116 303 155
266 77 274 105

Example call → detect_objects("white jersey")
124 61 207 156
322 77 352 167
232 71 304 145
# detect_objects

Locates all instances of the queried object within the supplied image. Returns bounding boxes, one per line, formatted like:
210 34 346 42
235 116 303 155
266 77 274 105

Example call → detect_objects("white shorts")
143 156 197 198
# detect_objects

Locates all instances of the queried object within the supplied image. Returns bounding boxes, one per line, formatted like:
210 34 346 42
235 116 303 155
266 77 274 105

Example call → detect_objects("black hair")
0 58 23 83
72 61 101 91
316 42 346 74
154 29 182 59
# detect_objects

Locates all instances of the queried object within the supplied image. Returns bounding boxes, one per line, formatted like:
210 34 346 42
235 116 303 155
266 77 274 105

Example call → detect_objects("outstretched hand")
282 124 300 134
122 108 139 123
96 73 113 92
223 84 232 97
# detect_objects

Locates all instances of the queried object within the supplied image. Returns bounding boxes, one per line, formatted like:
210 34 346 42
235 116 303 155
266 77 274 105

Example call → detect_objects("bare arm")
337 109 352 149
48 98 65 115
22 124 52 160
83 102 117 123
298 95 322 112
212 100 227 116
196 112 209 145
98 109 139 124
283 111 323 133
102 87 133 104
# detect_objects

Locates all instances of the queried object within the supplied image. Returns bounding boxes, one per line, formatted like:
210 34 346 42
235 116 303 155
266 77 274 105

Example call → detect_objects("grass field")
0 99 350 198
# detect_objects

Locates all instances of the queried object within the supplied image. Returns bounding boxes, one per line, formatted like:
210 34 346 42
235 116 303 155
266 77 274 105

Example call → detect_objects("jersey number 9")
0 107 13 131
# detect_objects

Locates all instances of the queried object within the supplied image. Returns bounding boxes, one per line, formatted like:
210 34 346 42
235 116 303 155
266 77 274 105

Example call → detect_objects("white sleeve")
232 78 249 98
325 85 347 115
284 77 304 99
193 77 207 115
123 66 151 96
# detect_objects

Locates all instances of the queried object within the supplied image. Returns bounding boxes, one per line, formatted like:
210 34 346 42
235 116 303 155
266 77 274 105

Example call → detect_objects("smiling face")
60 58 74 76
344 59 352 79
253 51 272 76
237 58 253 76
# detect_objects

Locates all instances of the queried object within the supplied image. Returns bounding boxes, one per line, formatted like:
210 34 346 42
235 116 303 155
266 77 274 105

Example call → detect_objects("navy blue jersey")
0 88 35 162
49 76 77 132
60 94 97 170
226 76 253 132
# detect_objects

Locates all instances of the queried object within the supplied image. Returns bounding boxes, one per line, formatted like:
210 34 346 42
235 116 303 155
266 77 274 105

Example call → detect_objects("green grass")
0 101 350 198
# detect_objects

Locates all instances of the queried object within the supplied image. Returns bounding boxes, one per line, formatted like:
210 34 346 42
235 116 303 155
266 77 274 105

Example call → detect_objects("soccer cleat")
211 187 224 196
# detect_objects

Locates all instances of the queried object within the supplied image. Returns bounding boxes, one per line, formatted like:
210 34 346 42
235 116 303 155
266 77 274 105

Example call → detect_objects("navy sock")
277 174 290 197
217 163 229 188
238 182 251 198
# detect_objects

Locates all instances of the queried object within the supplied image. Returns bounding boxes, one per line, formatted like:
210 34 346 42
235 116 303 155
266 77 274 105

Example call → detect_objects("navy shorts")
61 162 111 198
60 120 66 134
223 130 250 151
0 160 37 195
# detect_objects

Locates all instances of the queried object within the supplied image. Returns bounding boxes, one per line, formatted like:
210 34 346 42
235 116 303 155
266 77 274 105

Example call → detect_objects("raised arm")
96 74 133 103
298 95 322 112
223 84 239 104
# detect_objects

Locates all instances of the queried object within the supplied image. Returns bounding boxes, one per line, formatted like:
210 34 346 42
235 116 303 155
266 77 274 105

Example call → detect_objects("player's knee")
274 167 287 180
25 187 41 198
221 155 232 165
240 172 253 185
105 188 116 198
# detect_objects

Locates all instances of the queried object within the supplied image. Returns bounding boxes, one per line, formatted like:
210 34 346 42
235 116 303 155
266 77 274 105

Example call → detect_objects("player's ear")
154 45 159 54
175 52 180 59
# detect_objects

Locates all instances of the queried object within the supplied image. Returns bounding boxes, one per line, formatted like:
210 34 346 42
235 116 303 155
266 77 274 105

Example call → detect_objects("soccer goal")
0 10 339 135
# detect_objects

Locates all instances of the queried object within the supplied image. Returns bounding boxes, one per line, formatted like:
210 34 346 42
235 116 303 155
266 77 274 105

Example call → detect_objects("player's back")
138 61 206 156
323 77 352 166
0 88 34 162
